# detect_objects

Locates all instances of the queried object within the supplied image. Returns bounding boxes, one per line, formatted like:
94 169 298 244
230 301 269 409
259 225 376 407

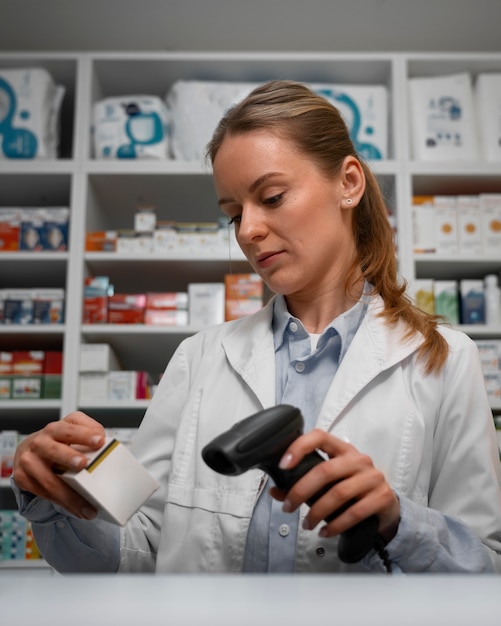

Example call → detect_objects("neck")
285 278 364 334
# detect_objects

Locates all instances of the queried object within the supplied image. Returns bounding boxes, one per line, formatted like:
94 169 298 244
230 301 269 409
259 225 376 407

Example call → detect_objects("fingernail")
279 453 293 469
282 499 292 513
302 517 311 530
81 507 96 520
90 435 103 447
318 526 328 538
71 456 84 470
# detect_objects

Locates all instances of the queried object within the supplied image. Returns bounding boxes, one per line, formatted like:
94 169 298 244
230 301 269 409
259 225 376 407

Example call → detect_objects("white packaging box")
79 344 120 373
457 195 482 255
479 194 501 254
0 67 65 159
311 83 388 160
412 196 436 253
134 207 156 232
408 72 479 161
410 279 435 315
433 196 458 255
475 73 501 162
475 340 501 372
61 438 159 526
93 96 170 160
188 283 225 327
483 372 501 406
108 371 136 401
79 373 109 403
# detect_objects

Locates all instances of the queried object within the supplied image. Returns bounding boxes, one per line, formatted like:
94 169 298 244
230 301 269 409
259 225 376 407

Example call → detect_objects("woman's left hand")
269 428 401 543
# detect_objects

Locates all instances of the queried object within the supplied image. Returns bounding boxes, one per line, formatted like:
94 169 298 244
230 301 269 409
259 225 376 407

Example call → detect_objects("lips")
255 250 283 268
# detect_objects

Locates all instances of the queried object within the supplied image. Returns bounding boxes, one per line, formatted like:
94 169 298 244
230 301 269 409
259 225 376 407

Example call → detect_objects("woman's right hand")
13 411 106 520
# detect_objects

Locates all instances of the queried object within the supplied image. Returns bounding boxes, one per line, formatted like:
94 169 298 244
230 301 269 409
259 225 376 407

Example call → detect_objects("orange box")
85 231 117 252
224 273 263 321
0 208 21 251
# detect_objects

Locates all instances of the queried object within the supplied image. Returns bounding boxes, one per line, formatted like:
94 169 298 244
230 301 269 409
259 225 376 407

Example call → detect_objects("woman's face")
212 130 359 300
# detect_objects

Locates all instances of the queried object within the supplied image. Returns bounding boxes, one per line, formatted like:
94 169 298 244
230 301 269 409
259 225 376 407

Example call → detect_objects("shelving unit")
1 53 500 567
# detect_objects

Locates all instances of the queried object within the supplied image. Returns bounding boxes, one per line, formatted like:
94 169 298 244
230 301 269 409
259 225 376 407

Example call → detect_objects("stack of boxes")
0 510 41 562
0 288 65 325
0 351 63 400
83 273 264 328
412 194 501 257
78 343 151 403
0 207 69 252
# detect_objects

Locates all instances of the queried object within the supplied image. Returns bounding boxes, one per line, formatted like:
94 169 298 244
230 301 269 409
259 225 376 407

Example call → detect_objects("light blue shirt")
243 293 368 572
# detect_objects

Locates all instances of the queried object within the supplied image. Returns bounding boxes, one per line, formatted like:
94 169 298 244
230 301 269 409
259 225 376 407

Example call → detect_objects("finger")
303 467 381 533
14 454 97 519
279 428 353 470
28 415 105 471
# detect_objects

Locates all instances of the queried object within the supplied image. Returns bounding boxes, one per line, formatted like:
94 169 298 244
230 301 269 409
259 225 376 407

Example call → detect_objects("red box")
107 294 146 324
12 351 45 375
0 208 21 252
44 351 63 374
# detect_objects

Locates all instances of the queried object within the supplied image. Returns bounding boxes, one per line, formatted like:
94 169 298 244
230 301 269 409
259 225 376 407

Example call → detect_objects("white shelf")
0 51 499 449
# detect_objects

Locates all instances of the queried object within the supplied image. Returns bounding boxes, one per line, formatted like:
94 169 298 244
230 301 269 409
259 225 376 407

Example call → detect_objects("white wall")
0 0 500 53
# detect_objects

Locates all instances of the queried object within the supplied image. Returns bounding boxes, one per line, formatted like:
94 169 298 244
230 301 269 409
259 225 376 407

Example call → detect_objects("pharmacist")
12 80 501 574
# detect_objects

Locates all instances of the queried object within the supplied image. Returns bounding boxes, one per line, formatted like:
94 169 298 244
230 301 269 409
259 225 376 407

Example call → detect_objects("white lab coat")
120 294 501 573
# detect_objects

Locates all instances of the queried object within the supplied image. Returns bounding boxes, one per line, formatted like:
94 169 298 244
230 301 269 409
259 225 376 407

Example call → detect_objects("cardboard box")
42 207 69 251
145 292 188 310
19 209 45 251
78 372 109 403
224 273 263 321
188 283 225 327
60 437 159 526
85 231 117 252
412 196 436 253
32 289 65 324
479 194 501 255
457 195 482 255
433 195 458 255
143 309 188 326
2 289 34 324
411 279 435 315
0 208 21 251
83 276 111 324
460 279 485 324
79 343 120 373
107 294 146 324
433 280 459 324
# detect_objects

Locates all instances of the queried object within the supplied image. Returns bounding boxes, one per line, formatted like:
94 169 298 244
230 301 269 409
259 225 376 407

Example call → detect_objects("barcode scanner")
201 404 381 564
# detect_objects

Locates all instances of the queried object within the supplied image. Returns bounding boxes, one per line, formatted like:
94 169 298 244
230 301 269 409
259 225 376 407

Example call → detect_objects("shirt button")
295 362 305 373
289 321 299 333
56 521 66 529
316 547 326 557
279 524 290 537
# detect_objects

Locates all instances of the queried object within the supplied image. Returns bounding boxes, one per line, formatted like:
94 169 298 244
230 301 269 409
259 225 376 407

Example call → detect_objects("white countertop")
1 573 500 625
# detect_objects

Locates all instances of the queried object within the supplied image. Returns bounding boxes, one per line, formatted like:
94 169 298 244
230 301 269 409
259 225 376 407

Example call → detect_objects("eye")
263 193 283 206
228 215 241 226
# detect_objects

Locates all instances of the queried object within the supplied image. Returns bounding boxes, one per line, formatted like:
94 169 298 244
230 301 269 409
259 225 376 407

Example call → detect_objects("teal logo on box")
0 77 38 158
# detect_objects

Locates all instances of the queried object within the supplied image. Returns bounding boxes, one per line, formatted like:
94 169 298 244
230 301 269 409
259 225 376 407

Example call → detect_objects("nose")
237 204 267 244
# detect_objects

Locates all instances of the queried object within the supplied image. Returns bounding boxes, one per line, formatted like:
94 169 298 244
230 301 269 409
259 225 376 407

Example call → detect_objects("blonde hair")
207 80 448 375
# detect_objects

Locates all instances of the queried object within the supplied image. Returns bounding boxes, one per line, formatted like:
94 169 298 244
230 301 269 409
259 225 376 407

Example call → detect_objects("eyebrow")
217 172 284 207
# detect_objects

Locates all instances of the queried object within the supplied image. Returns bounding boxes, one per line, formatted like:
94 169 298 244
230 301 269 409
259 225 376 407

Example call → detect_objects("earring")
345 198 353 205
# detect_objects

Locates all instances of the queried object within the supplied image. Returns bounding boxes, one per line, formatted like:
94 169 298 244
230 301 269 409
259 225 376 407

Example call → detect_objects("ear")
340 156 365 207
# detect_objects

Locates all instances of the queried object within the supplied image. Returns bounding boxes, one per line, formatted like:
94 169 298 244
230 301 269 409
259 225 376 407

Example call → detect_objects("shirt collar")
272 283 371 358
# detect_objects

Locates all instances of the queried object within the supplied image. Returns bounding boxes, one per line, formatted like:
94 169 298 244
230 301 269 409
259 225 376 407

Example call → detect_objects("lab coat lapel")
317 296 423 431
222 300 276 409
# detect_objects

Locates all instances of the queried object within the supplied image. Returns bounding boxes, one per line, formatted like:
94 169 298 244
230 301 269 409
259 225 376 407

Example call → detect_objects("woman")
12 80 501 574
